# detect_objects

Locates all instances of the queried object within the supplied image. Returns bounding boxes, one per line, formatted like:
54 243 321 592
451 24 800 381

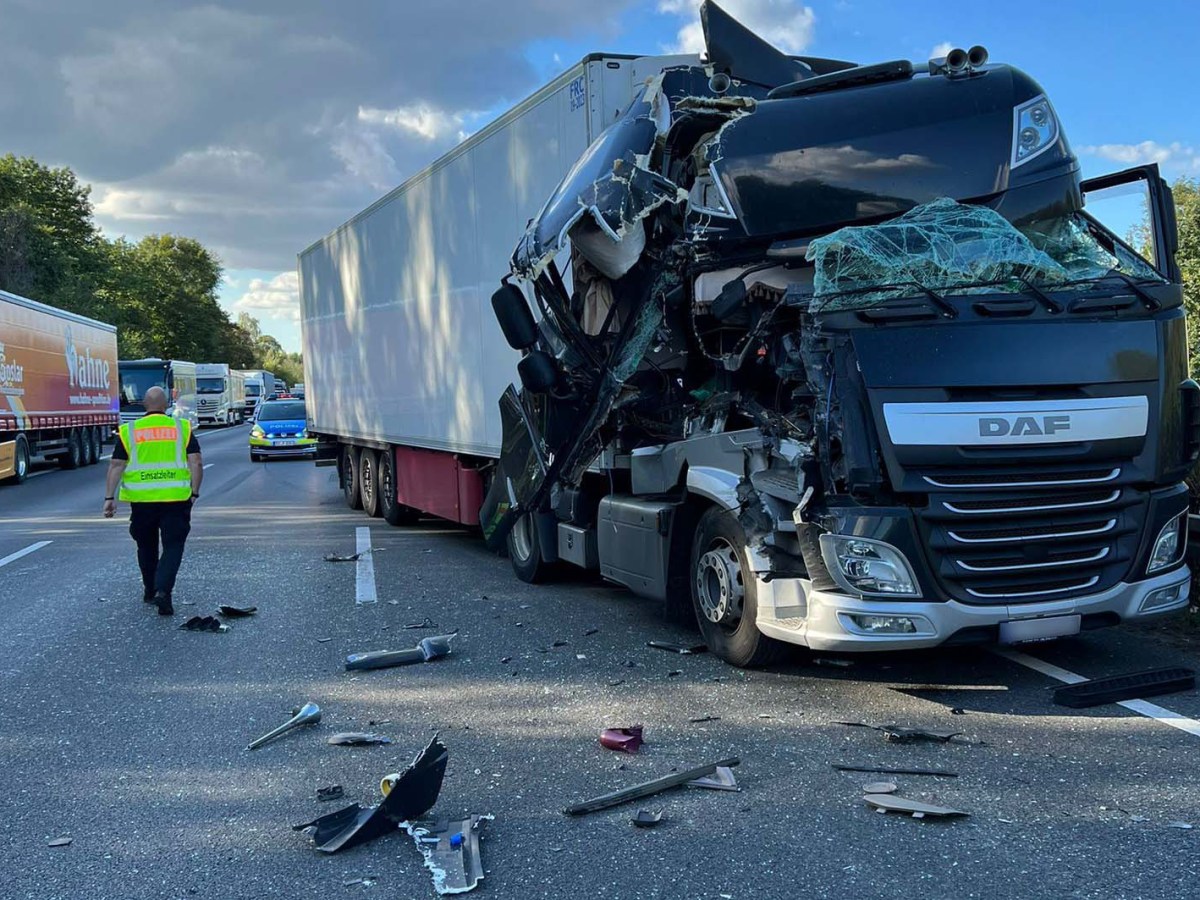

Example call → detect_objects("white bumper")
754 566 1191 652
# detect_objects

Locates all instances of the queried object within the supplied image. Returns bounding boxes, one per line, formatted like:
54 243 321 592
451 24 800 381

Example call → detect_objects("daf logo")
979 414 1071 437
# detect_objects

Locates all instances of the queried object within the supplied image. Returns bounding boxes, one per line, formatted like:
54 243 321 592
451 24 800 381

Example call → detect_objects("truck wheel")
6 436 30 484
360 448 383 518
81 428 96 466
690 507 787 668
90 427 103 464
342 446 363 510
61 429 82 469
379 448 419 526
507 512 556 584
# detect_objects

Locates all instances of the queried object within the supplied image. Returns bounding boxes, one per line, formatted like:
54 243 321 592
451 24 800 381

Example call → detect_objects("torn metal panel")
864 794 969 819
293 736 448 853
404 815 492 895
344 634 456 671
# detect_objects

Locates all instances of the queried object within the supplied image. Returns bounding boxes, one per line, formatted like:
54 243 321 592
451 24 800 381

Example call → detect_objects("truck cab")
195 363 245 426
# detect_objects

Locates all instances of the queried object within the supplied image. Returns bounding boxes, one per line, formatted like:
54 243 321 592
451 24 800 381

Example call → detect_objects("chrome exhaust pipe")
246 701 322 750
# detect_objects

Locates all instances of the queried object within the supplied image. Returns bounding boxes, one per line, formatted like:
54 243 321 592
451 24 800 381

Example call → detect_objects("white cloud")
1080 140 1200 173
930 41 953 59
233 271 300 322
357 103 466 142
659 0 816 55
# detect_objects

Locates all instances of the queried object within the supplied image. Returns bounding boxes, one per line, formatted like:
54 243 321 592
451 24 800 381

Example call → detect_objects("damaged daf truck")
302 2 1192 666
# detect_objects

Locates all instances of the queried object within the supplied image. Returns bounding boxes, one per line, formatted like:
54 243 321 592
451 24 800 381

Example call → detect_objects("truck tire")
379 448 419 526
81 428 96 466
61 429 82 469
6 435 30 484
360 448 383 518
507 512 556 583
342 446 363 510
689 506 787 668
90 427 103 464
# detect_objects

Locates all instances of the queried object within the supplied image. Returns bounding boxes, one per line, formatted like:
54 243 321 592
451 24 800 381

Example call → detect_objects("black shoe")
143 590 155 604
154 591 174 616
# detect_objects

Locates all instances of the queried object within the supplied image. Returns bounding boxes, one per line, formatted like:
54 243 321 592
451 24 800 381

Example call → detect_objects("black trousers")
128 501 193 597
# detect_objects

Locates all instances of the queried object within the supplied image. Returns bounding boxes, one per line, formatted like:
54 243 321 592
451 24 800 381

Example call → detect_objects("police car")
249 399 315 461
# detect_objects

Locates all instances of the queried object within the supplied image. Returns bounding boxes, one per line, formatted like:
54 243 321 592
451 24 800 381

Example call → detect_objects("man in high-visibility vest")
103 387 203 616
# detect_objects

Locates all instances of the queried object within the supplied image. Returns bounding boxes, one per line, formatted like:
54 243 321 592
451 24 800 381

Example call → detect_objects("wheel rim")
361 456 373 505
695 538 745 626
510 514 534 562
17 448 27 477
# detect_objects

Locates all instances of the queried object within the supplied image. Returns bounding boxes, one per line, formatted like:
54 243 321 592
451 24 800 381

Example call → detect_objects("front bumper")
755 565 1190 652
250 437 316 458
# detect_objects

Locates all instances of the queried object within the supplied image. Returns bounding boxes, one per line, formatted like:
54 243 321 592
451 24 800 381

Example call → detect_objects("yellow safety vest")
118 414 193 503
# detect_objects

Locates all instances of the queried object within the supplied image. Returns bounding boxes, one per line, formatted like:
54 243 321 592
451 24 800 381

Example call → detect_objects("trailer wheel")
61 429 82 469
342 446 363 510
507 512 556 584
360 448 383 518
6 436 31 484
689 507 787 668
379 448 419 526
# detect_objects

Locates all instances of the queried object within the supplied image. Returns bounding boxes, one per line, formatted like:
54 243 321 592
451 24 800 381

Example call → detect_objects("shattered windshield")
803 197 1164 312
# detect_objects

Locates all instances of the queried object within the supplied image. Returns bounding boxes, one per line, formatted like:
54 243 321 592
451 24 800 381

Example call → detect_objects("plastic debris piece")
608 679 625 687
648 641 707 655
500 657 513 664
217 605 257 617
317 637 333 643
325 551 364 562
179 616 228 633
294 736 448 853
863 781 898 795
836 722 967 745
404 814 492 895
1168 821 1194 830
345 634 456 671
584 628 599 636
686 766 739 792
667 670 683 677
1052 667 1195 708
600 726 644 753
329 732 393 746
631 809 664 828
864 794 969 819
47 837 72 847
343 877 376 887
247 702 321 750
689 715 721 723
565 757 740 816
813 657 854 668
552 640 569 648
402 617 437 630
317 785 344 803
833 764 957 778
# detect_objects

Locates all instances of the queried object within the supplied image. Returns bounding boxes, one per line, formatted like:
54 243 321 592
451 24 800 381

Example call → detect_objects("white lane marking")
203 463 214 470
0 541 52 569
25 470 53 479
355 526 377 605
996 648 1200 739
100 454 111 461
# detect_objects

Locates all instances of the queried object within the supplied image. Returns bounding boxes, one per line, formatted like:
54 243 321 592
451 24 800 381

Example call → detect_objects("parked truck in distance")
237 369 275 420
195 363 246 426
118 358 199 431
301 2 1192 666
1 288 118 483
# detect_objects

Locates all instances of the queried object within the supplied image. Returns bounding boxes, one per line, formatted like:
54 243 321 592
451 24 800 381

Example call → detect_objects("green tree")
1173 178 1199 371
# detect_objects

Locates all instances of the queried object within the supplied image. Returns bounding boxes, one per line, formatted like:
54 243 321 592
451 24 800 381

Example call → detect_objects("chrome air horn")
246 701 322 750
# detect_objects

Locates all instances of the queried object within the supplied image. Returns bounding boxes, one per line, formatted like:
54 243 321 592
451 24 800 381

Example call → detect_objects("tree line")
0 154 302 385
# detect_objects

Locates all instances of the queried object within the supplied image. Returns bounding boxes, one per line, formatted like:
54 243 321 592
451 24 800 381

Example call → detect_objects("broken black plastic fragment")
1052 667 1195 708
345 634 456 671
217 605 257 617
293 735 449 853
179 615 228 632
317 785 344 803
836 722 970 745
404 814 492 895
648 641 707 655
833 764 957 778
631 809 664 828
324 551 364 562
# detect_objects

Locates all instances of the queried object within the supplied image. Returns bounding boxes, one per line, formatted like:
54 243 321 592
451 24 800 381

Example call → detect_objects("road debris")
404 814 492 895
403 617 437 630
217 605 257 617
584 628 599 636
324 551 365 562
179 615 228 633
294 736 449 853
863 781 898 794
600 726 644 753
631 809 664 828
667 670 683 677
317 785 345 803
328 732 392 746
687 766 739 792
1168 821 1194 830
833 765 957 778
345 634 456 671
648 641 707 655
689 716 721 723
836 722 975 745
47 837 72 847
564 757 740 816
813 658 854 668
317 637 333 643
246 702 321 751
1052 667 1196 708
342 877 376 887
864 794 969 819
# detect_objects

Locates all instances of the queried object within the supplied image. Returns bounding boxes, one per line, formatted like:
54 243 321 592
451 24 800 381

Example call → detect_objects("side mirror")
491 284 539 350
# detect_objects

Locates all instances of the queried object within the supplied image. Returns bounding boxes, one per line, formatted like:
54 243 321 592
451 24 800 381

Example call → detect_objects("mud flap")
480 386 546 551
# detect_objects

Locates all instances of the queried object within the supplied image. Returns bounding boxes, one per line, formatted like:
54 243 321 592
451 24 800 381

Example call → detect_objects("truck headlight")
1147 513 1186 573
1011 94 1059 168
819 535 921 598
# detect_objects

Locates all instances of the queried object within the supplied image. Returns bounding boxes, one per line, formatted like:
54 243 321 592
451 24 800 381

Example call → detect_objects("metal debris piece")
325 551 364 562
648 641 707 655
403 617 437 630
836 722 968 744
564 757 740 816
687 766 740 792
833 765 957 778
328 732 393 746
47 837 72 847
404 814 492 895
217 605 257 617
317 785 345 803
294 736 449 853
863 781 898 794
179 615 228 632
1052 667 1195 708
600 726 644 753
342 877 376 887
345 634 456 671
689 715 721 723
864 794 969 819
1168 821 1194 830
584 628 599 636
247 702 322 750
631 809 664 828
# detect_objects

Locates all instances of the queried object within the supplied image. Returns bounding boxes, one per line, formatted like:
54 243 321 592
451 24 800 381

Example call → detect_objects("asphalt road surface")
2 424 1200 899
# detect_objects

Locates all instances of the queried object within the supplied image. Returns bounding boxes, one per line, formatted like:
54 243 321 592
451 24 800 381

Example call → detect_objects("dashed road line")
355 526 377 605
0 541 52 569
996 648 1200 739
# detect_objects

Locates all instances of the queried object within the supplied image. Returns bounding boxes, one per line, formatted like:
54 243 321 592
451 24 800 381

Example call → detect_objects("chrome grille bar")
957 547 1110 573
943 490 1120 516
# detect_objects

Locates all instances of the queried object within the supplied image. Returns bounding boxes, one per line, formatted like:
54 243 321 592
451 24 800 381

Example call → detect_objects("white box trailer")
299 53 692 509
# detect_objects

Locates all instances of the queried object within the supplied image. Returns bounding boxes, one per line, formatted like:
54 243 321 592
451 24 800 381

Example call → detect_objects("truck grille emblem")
978 415 1071 437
